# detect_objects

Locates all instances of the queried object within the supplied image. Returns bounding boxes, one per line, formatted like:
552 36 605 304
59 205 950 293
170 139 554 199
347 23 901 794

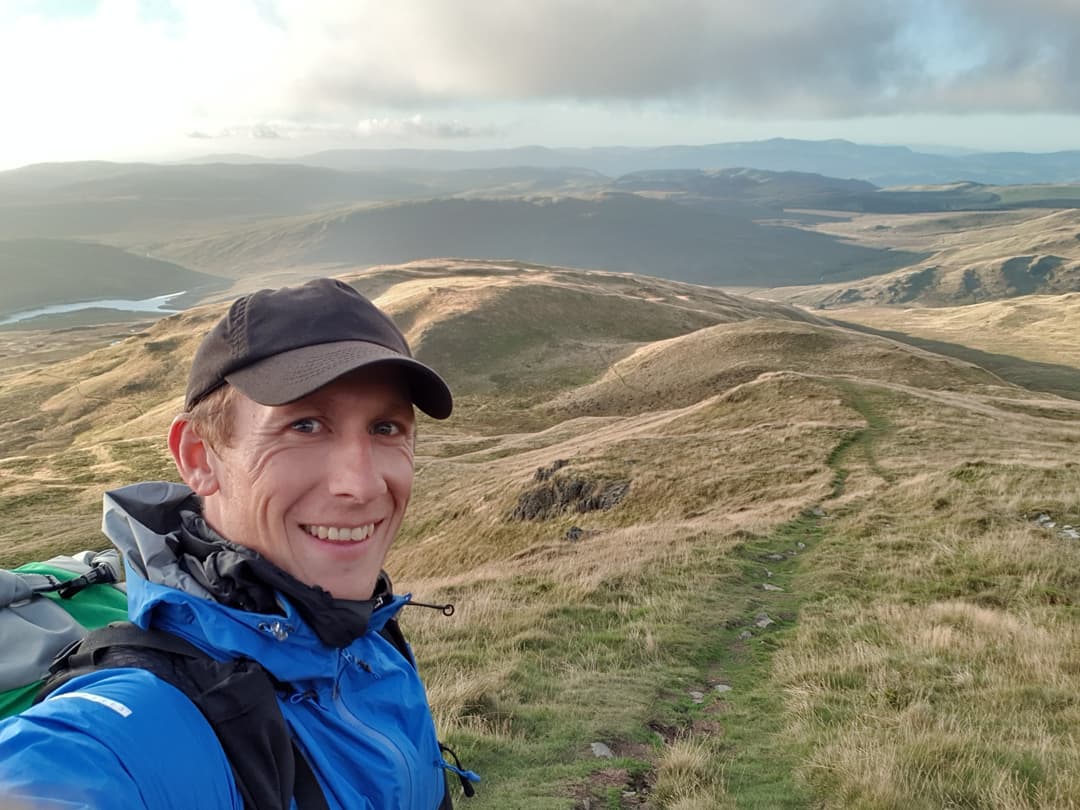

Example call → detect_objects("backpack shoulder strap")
39 623 329 810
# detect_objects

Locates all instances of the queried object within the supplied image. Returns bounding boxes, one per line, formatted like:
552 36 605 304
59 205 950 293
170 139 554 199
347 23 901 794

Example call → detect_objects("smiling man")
0 278 464 809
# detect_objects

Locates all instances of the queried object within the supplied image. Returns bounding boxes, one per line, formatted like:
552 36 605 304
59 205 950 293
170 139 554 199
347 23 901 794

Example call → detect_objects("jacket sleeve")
0 669 240 810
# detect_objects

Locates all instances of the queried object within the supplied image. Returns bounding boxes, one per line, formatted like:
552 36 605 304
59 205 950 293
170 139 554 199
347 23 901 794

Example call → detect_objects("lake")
0 292 186 326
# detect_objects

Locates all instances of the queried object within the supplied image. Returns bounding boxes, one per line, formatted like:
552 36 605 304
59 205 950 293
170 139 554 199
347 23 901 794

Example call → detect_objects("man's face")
199 369 416 601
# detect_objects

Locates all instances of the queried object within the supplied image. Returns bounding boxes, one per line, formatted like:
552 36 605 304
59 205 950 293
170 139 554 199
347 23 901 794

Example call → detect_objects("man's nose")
327 435 387 501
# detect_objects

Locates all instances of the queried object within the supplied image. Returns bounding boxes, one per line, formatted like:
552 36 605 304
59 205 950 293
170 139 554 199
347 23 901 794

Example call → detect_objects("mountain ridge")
200 138 1080 185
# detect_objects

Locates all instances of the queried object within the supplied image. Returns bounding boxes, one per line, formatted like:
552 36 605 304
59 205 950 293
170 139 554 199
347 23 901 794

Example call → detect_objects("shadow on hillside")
829 319 1080 402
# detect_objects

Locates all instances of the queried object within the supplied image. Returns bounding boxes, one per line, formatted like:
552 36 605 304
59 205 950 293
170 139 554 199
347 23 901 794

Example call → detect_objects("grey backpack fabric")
0 551 124 696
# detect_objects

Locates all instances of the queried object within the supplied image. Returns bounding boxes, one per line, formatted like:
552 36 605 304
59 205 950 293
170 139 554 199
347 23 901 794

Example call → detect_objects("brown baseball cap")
185 278 452 419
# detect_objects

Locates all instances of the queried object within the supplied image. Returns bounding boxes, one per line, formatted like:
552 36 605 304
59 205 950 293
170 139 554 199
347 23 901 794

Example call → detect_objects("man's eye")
290 418 322 434
373 421 401 436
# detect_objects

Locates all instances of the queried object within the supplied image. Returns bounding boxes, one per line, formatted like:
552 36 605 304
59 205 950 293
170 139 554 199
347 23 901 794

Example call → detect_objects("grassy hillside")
756 209 1080 307
1 261 1078 808
829 294 1080 364
0 162 429 243
817 294 1080 401
149 193 921 286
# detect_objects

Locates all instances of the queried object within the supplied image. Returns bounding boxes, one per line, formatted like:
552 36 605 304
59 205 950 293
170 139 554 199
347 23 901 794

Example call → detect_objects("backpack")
0 550 127 716
2 552 474 810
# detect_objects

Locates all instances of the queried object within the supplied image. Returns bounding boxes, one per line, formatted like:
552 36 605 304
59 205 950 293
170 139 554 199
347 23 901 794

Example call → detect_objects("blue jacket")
0 482 448 809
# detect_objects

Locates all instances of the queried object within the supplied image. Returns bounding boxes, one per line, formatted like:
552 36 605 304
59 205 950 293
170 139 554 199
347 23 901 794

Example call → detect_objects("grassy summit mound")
545 318 1006 418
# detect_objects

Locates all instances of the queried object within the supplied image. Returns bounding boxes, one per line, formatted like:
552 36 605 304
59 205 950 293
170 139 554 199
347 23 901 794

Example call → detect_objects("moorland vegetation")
1 260 1077 809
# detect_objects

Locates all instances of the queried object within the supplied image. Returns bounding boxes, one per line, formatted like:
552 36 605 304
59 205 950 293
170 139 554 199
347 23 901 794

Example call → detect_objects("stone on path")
689 690 705 704
714 684 733 693
590 742 614 759
762 583 784 592
754 612 775 629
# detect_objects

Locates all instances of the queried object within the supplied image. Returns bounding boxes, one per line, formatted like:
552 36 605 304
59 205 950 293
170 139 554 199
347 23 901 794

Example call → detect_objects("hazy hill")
612 171 1080 214
612 167 876 200
0 162 609 242
262 138 1080 185
152 194 920 286
0 161 424 201
0 239 226 320
611 168 879 215
0 260 1078 807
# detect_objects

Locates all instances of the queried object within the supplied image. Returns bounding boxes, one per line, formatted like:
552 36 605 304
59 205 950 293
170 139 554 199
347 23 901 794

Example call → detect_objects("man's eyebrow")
387 398 416 416
272 400 317 416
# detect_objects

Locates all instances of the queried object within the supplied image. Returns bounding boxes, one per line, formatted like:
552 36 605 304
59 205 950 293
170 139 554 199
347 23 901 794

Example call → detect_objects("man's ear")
168 416 220 496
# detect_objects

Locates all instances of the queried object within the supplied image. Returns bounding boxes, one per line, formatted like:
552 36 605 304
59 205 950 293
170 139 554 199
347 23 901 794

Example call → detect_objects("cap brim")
225 340 453 419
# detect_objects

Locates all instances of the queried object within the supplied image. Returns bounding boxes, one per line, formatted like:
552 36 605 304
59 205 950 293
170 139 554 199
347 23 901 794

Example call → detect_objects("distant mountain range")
186 138 1080 186
6 139 1080 317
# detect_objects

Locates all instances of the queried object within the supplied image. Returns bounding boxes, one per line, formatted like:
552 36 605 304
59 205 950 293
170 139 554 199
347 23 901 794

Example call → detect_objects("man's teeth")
304 524 374 542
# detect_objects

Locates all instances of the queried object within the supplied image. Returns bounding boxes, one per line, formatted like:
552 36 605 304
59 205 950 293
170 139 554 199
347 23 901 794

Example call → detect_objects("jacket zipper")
332 649 416 810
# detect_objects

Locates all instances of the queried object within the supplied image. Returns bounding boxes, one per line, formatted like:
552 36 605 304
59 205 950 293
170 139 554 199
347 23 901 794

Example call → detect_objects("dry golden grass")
391 372 855 575
751 208 1080 307
828 292 1080 369
2 259 1079 808
652 736 730 808
543 318 1005 420
774 463 1080 809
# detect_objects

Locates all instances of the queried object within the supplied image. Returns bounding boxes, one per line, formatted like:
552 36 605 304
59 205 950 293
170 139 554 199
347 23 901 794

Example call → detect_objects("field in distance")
1 260 1077 808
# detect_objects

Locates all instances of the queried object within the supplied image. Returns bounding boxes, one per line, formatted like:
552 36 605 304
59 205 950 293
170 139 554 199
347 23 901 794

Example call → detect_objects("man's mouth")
302 523 375 543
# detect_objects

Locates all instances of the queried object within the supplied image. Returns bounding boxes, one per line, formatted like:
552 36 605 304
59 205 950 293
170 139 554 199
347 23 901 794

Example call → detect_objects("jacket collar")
103 483 404 674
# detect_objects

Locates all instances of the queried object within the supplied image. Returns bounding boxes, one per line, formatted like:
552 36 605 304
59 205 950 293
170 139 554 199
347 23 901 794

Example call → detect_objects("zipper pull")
439 743 480 797
407 600 455 616
341 648 375 675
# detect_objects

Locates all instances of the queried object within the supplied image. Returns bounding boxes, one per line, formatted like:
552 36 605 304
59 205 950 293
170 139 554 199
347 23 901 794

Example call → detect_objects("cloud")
278 0 1080 118
354 115 497 139
180 118 494 145
251 122 282 139
902 0 1080 113
5 0 1080 166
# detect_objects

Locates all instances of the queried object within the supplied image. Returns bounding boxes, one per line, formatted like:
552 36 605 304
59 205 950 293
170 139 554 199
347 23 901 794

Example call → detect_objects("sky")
3 0 1080 169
